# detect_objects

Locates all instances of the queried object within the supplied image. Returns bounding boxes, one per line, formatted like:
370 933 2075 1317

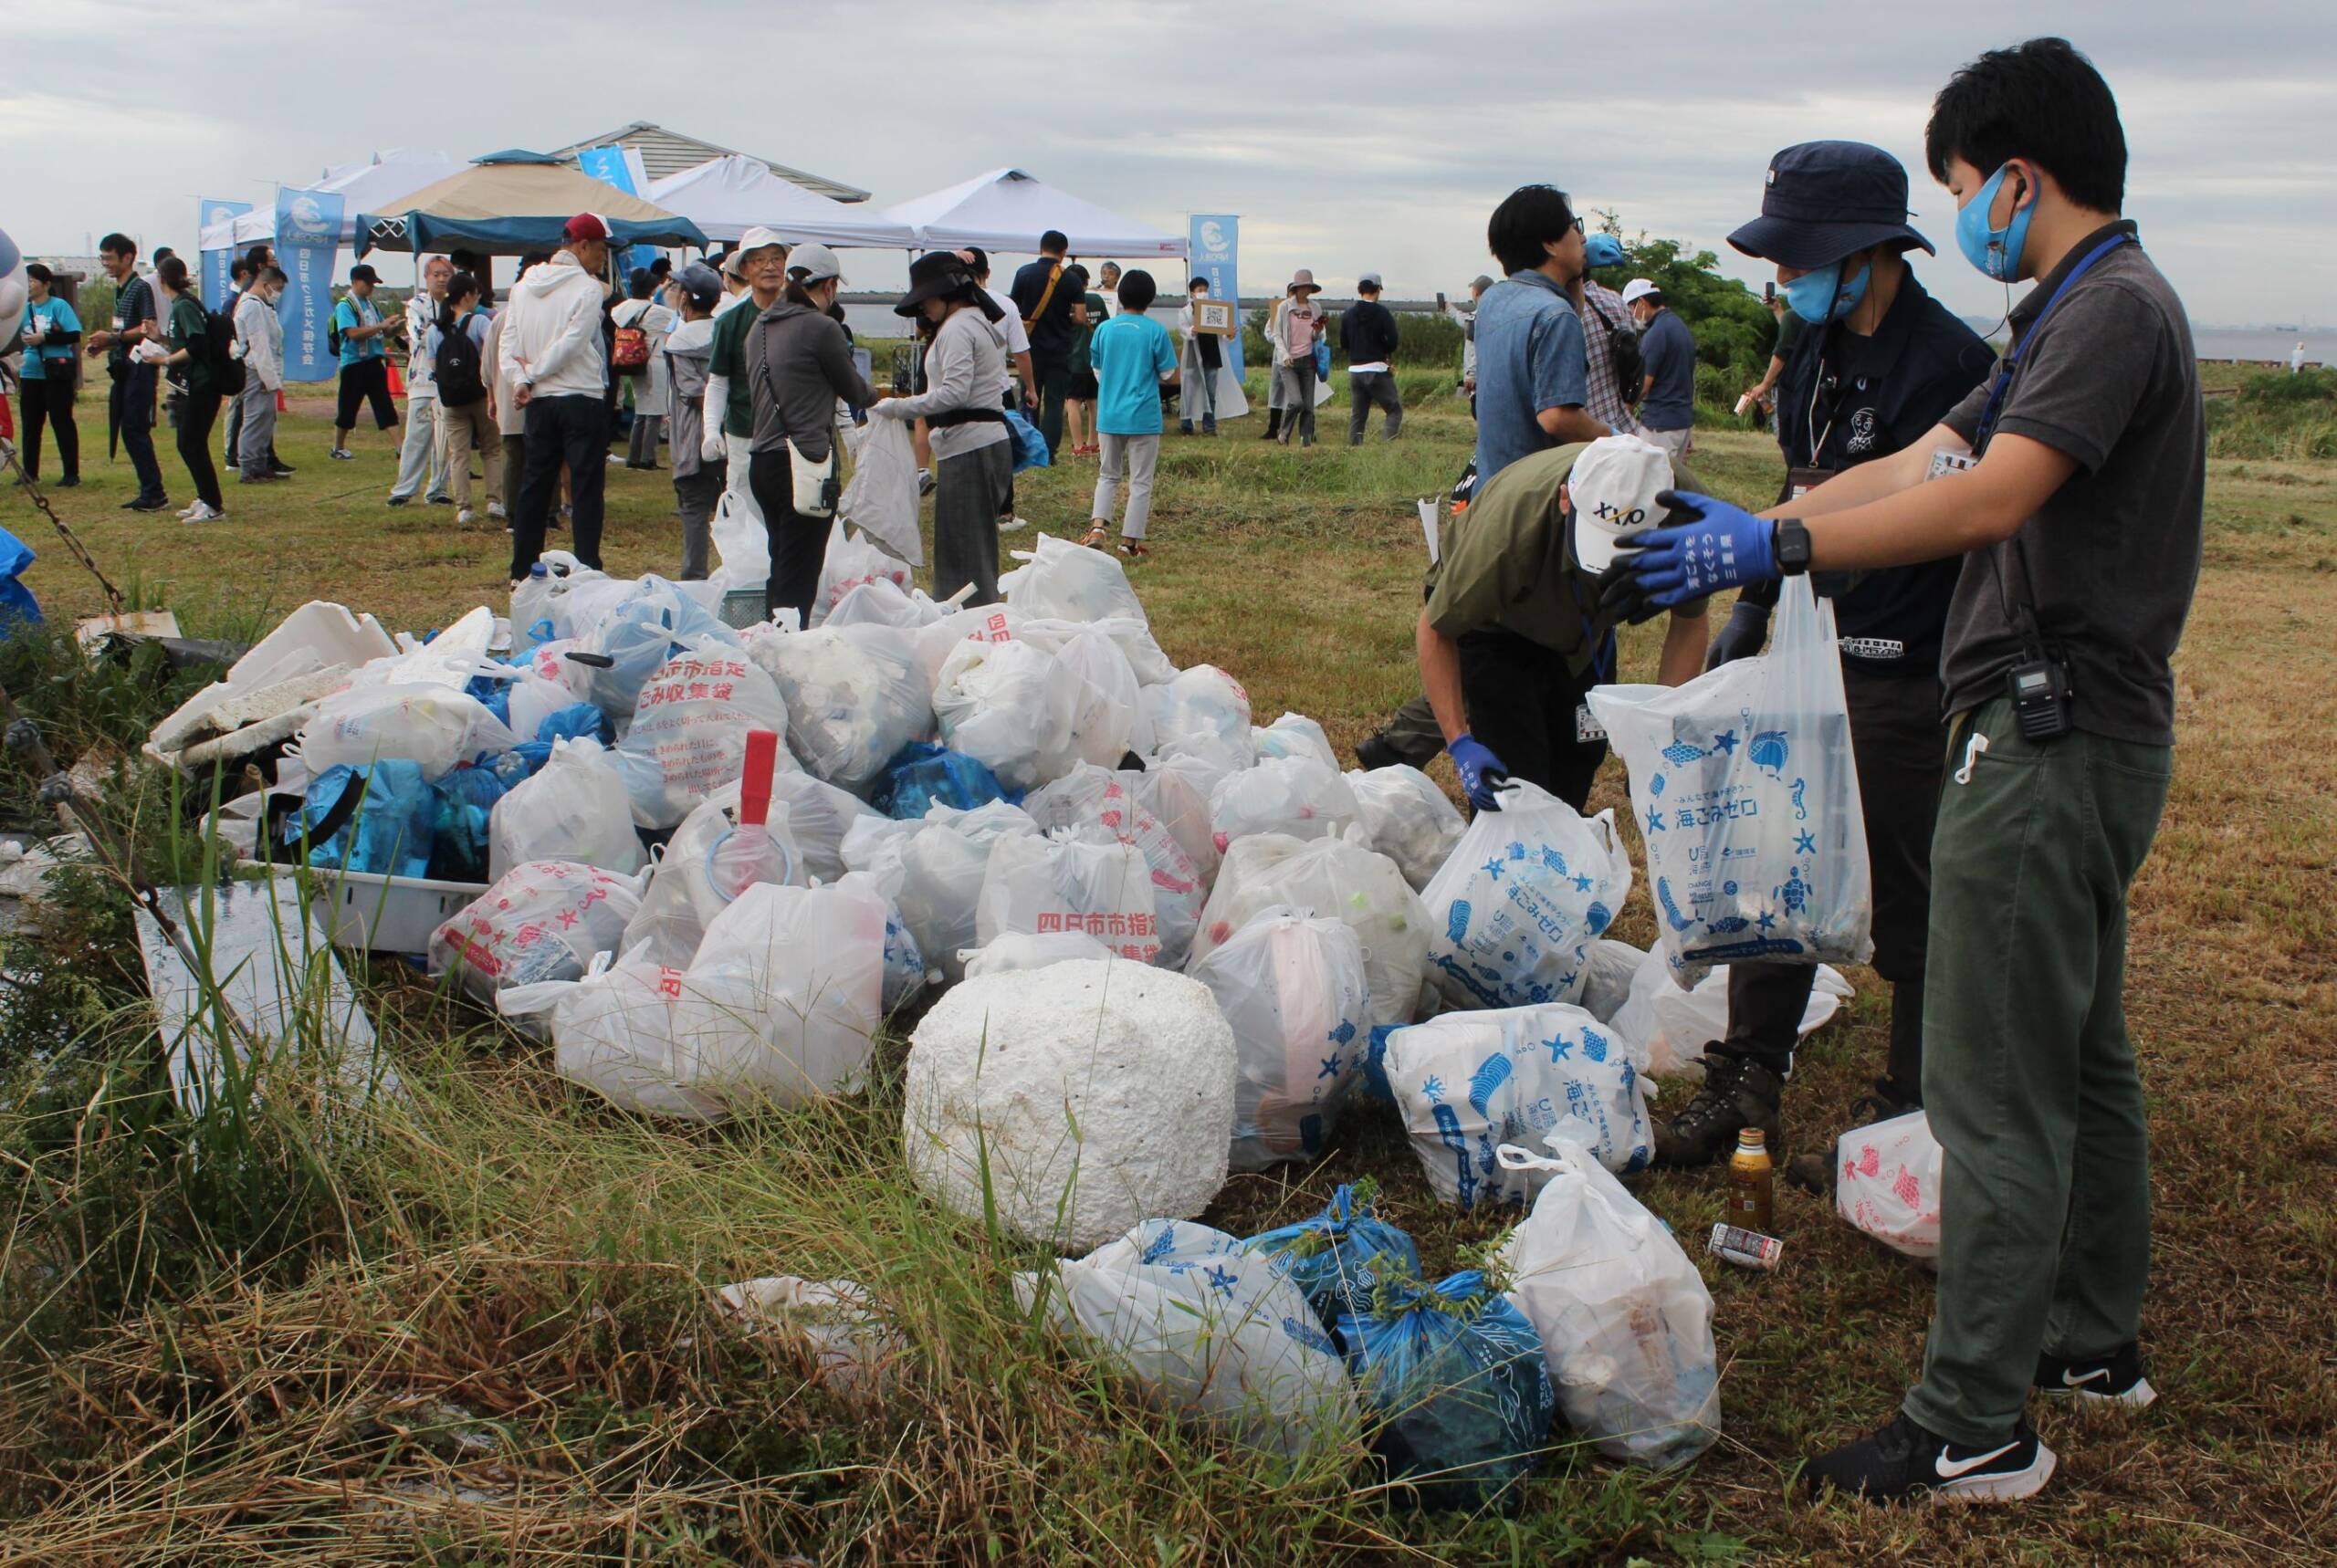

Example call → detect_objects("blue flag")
199 199 252 303
1188 214 1243 376
276 186 345 382
574 146 657 276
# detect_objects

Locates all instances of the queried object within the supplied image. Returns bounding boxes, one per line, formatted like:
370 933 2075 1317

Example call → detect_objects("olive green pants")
1902 697 2171 1447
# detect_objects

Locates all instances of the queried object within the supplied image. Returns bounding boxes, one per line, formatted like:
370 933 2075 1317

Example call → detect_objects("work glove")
1703 600 1772 670
1600 489 1781 622
1448 732 1510 814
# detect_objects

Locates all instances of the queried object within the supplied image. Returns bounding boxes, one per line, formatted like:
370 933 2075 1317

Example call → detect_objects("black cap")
1727 141 1933 269
348 263 380 284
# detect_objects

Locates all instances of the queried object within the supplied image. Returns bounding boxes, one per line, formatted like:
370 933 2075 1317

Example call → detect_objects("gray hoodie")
747 299 877 462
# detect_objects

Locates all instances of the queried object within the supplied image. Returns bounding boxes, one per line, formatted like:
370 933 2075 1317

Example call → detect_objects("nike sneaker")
1803 1412 2055 1504
2036 1343 2156 1409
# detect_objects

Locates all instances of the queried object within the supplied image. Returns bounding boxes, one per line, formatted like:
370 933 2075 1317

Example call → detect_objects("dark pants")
749 446 829 628
20 379 79 481
501 433 527 517
1348 370 1403 444
1279 360 1318 444
111 367 164 500
1032 348 1072 456
1375 693 1447 768
336 358 397 433
675 464 723 580
934 439 1013 606
510 395 606 580
1902 697 2169 1448
176 388 224 510
1716 665 1945 1094
1457 625 1607 811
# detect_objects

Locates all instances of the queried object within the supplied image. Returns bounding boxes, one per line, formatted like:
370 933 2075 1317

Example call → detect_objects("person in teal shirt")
17 264 83 485
1081 269 1179 559
330 262 400 458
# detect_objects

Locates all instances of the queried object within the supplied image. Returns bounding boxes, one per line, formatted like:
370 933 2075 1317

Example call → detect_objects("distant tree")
1589 210 1776 413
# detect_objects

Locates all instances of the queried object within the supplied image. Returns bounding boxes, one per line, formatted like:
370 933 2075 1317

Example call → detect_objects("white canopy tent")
878 168 1185 259
200 148 464 251
644 155 916 248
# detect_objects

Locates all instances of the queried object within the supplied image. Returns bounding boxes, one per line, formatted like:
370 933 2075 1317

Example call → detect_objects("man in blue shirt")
330 263 400 460
1472 184 1612 486
1623 277 1697 461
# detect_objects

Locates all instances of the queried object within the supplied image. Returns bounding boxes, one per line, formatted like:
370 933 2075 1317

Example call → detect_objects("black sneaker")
428 494 454 506
1353 732 1406 771
1803 1412 2056 1504
1652 1051 1783 1167
270 463 297 476
2036 1343 2156 1409
54 476 79 488
124 495 172 513
386 495 411 507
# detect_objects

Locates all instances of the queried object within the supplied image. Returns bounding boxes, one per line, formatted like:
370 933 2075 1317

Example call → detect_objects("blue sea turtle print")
1776 868 1811 915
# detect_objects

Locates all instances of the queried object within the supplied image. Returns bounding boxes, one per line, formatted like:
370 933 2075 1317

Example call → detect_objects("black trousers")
749 445 830 628
111 367 164 500
20 379 79 481
1456 625 1608 812
510 394 607 580
1032 348 1071 457
175 388 223 509
1716 664 1946 1095
336 359 397 432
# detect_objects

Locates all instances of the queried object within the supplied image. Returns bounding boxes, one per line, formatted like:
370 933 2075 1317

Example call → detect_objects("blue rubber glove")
1604 489 1781 615
1448 732 1509 813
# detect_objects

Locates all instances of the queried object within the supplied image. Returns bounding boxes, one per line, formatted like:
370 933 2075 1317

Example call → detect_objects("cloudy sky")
10 0 2333 326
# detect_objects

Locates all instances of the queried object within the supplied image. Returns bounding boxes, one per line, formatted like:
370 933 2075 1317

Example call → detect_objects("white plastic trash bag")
905 962 1237 1250
298 682 515 779
613 643 791 829
430 860 645 1015
1001 532 1148 624
825 576 948 632
1587 576 1873 988
717 1275 902 1406
1054 627 1147 767
843 800 1038 984
1420 780 1633 1012
976 831 1163 964
1131 758 1221 894
1016 1220 1357 1459
1346 765 1466 893
1188 907 1371 1171
933 636 1081 792
1252 713 1337 769
571 576 739 720
812 523 914 628
1577 939 1645 1023
913 603 1023 691
750 622 931 795
487 737 645 882
619 800 802 968
709 486 770 591
1836 1109 1944 1261
1386 1005 1652 1206
1027 764 1207 967
1142 664 1253 758
770 769 879 883
1191 831 1430 1031
838 415 923 568
1208 756 1360 851
1494 1138 1722 1469
959 929 1113 978
1609 944 1850 1077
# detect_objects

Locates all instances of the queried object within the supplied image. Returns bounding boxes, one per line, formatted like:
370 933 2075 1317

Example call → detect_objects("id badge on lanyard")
1781 465 1835 505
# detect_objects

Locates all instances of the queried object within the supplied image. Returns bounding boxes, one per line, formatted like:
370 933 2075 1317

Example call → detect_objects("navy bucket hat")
1727 141 1934 269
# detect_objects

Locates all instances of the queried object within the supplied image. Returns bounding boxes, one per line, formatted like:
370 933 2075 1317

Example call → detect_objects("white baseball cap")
1569 434 1674 572
1619 277 1661 305
734 226 790 265
787 242 842 285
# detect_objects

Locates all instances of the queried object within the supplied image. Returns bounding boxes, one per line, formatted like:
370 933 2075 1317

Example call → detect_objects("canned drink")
1710 1222 1784 1271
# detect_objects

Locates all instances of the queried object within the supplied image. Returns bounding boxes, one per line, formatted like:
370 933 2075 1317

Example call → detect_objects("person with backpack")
232 265 286 485
330 264 398 460
429 271 500 525
151 256 225 522
612 268 676 468
1575 233 1641 435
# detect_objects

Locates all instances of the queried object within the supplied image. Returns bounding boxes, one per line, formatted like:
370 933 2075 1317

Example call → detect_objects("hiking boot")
1354 732 1405 771
1652 1051 1782 1168
1803 1412 2055 1505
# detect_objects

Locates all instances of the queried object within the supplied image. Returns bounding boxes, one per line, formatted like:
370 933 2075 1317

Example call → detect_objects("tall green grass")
2209 367 2337 461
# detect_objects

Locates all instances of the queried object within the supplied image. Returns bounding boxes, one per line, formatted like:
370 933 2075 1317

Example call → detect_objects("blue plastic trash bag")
573 576 739 720
293 762 435 878
428 762 510 882
1338 1269 1556 1511
463 672 514 727
1242 1183 1421 1330
0 528 43 637
1314 337 1332 380
1003 407 1051 472
1362 1024 1402 1103
875 741 1022 820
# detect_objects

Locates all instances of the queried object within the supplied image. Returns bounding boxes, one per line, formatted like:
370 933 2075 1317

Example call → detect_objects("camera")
2007 657 2072 742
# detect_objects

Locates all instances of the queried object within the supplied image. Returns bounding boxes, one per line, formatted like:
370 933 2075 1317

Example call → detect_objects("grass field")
2 374 2332 1565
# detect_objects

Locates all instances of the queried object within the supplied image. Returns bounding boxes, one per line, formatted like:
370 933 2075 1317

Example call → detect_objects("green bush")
2208 369 2337 461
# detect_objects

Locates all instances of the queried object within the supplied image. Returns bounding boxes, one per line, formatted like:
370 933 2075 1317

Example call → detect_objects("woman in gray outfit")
869 252 1013 606
747 243 879 626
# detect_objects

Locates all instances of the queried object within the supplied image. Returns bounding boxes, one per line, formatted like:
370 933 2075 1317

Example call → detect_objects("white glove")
701 373 731 460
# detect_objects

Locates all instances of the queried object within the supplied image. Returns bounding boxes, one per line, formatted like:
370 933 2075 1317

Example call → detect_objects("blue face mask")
1955 162 2034 282
1780 257 1871 326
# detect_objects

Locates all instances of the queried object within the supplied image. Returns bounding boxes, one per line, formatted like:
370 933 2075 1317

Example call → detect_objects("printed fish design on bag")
1663 740 1707 766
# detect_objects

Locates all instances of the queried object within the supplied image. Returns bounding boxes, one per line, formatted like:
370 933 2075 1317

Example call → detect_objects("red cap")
738 730 779 827
563 212 611 243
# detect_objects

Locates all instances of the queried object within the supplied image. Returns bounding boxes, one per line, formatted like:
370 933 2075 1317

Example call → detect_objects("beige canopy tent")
354 152 707 256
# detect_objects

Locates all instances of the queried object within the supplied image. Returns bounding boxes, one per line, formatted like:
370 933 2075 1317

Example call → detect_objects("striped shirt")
1578 279 1639 435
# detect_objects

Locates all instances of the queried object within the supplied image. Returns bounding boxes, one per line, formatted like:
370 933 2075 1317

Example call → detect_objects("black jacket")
1338 299 1399 365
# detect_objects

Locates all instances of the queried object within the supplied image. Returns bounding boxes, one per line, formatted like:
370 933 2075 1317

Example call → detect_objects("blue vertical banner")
574 145 655 275
276 186 345 382
1188 214 1242 375
199 199 252 302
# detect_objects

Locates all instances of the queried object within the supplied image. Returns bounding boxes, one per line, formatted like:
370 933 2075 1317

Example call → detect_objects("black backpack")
435 312 486 407
1586 293 1643 405
205 300 246 395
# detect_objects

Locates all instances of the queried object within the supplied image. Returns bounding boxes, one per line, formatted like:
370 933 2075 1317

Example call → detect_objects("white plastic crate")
315 869 487 956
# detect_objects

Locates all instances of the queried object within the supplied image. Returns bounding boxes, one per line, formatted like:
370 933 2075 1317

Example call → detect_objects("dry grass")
3 387 2333 1564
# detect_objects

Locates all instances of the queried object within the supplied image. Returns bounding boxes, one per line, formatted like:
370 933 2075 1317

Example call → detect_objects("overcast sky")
10 0 2333 327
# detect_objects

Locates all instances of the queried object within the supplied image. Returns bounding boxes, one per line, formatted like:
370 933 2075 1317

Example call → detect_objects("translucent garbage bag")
843 800 1038 984
613 642 791 830
1208 755 1360 851
837 414 923 568
811 523 914 627
571 575 738 721
873 741 1022 819
1252 713 1337 770
487 736 645 882
913 602 1023 692
1609 943 1850 1077
1014 1220 1357 1460
750 622 932 795
1054 626 1146 767
430 860 645 1021
1189 906 1371 1170
1577 939 1645 1023
1190 831 1430 1031
1836 1109 1944 1262
1001 531 1148 624
959 929 1113 978
1142 664 1253 758
933 635 1080 793
298 682 516 779
1384 1003 1652 1206
1241 1183 1421 1328
1493 1138 1721 1469
1346 765 1466 893
1337 1269 1556 1509
824 575 948 632
975 831 1163 965
1131 756 1221 894
619 800 802 969
1027 763 1207 967
1587 576 1873 988
1420 780 1633 1012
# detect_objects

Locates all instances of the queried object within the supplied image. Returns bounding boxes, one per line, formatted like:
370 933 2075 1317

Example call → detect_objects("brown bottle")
1727 1128 1775 1234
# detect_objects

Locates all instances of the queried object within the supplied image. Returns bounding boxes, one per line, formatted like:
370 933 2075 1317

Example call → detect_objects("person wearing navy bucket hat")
1605 37 2206 1508
1651 140 1996 1184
